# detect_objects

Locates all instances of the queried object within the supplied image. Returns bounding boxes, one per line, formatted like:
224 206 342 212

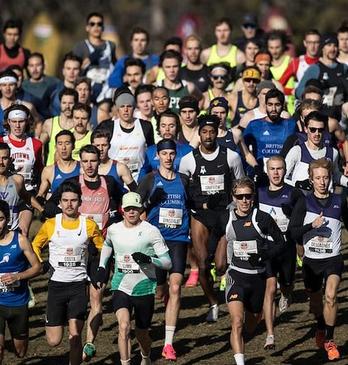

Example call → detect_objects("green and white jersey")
105 220 168 296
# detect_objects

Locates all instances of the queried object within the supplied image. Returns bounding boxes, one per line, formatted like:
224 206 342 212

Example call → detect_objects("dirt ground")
2 225 348 365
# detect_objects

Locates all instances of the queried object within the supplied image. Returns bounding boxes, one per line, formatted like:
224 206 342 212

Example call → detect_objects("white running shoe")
279 293 292 313
264 335 275 350
206 304 219 322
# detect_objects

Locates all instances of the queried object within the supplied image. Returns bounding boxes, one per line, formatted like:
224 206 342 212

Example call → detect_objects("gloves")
248 249 268 266
281 203 292 218
131 252 152 264
148 188 167 206
36 196 46 206
206 194 223 210
253 165 268 187
91 267 106 289
87 242 99 256
295 179 312 191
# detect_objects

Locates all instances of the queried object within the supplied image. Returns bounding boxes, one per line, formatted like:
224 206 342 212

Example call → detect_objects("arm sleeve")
99 230 114 268
295 64 320 99
332 149 348 187
178 153 195 177
280 134 298 157
86 220 104 250
150 227 172 270
140 120 155 147
136 173 155 205
31 221 51 262
284 146 301 186
108 57 127 88
288 196 313 243
227 149 245 179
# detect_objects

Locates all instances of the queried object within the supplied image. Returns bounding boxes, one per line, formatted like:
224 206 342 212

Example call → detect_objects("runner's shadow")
18 353 69 364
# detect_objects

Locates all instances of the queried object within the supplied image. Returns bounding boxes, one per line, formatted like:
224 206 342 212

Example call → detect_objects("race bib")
233 240 258 258
308 236 333 254
0 272 20 292
81 213 103 229
116 254 140 273
122 158 139 173
200 175 224 194
159 208 183 227
57 247 83 267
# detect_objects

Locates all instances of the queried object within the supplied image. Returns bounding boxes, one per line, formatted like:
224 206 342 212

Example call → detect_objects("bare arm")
37 165 53 198
40 117 53 144
232 127 258 167
117 162 136 188
236 49 246 65
200 47 211 65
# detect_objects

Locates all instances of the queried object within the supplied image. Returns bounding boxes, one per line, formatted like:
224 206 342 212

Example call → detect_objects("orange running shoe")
162 344 177 361
315 329 325 349
324 340 340 361
185 269 199 288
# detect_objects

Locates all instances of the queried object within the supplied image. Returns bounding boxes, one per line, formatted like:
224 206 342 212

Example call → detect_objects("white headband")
0 76 17 85
211 66 227 74
8 110 27 120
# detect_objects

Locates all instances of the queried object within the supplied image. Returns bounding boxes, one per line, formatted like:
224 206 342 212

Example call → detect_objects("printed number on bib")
117 254 140 273
159 208 183 228
233 240 258 259
57 247 83 267
308 236 333 254
200 175 224 195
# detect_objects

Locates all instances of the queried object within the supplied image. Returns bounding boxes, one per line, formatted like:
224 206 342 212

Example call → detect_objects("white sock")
234 353 245 365
120 359 131 365
165 325 176 345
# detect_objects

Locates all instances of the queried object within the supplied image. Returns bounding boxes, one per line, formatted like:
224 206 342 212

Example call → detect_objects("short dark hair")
159 50 183 67
3 19 23 34
74 76 91 90
86 12 104 24
267 30 289 51
6 64 23 74
215 17 232 30
152 86 169 97
58 181 82 201
304 29 321 38
0 69 18 81
164 37 183 50
59 88 79 103
79 144 100 160
63 52 82 66
55 129 76 146
125 57 146 75
72 102 92 119
135 84 155 101
157 110 180 136
304 110 328 127
265 88 285 106
337 25 348 34
0 142 11 155
91 129 111 144
28 52 44 65
302 85 323 99
130 27 149 43
0 200 10 222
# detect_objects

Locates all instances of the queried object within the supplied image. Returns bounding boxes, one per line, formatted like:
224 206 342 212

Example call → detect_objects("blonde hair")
266 155 286 169
184 34 202 48
308 158 333 179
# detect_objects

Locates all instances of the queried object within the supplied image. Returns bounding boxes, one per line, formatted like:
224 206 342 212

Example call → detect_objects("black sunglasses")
89 22 103 27
211 75 227 80
308 127 325 133
234 193 253 200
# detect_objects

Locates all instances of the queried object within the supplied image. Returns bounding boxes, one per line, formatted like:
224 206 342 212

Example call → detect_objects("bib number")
159 208 183 228
233 240 258 260
57 247 83 267
308 236 333 254
200 175 224 195
116 254 140 273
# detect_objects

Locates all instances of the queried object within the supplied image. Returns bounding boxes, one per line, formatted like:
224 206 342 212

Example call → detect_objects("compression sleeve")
140 119 155 147
32 219 54 261
227 148 245 179
137 173 155 205
284 145 301 186
86 219 104 250
288 196 313 243
152 252 172 270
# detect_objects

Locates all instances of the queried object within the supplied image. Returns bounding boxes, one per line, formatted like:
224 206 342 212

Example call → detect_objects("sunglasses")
89 22 103 27
243 24 256 29
211 75 227 80
243 78 259 83
234 193 253 200
308 127 325 133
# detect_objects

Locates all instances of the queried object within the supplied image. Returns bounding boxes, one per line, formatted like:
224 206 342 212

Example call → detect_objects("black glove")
42 261 55 276
248 249 268 266
89 50 101 65
281 203 292 218
91 267 106 289
36 196 46 207
148 188 167 206
253 165 268 187
206 194 223 210
87 242 99 256
131 252 152 264
295 179 312 191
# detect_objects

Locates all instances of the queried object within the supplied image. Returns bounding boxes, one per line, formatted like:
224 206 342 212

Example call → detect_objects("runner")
289 158 347 361
258 156 302 349
151 86 170 143
95 192 171 365
0 200 41 364
138 139 190 361
225 177 286 365
179 114 244 321
71 103 92 161
32 181 104 365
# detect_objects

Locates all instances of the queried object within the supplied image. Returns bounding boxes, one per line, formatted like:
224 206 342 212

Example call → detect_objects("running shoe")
315 329 326 349
185 269 199 288
162 344 177 361
264 335 275 350
210 263 217 282
324 340 340 361
279 293 292 313
206 304 219 323
219 275 226 291
83 342 96 361
28 285 36 309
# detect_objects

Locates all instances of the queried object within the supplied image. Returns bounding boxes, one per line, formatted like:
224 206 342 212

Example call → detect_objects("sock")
141 351 150 359
325 324 335 340
165 325 176 345
120 359 131 365
234 353 245 365
316 315 325 330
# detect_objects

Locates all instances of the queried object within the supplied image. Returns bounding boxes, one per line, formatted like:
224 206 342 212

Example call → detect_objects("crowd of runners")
0 10 347 365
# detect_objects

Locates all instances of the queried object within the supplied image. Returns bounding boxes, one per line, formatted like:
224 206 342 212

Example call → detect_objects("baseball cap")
198 114 220 133
122 192 142 209
242 14 257 27
321 33 338 48
209 97 229 113
242 67 261 81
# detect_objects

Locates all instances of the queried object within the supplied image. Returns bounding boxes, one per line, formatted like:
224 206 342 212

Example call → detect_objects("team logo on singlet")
0 253 10 264
200 166 206 174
